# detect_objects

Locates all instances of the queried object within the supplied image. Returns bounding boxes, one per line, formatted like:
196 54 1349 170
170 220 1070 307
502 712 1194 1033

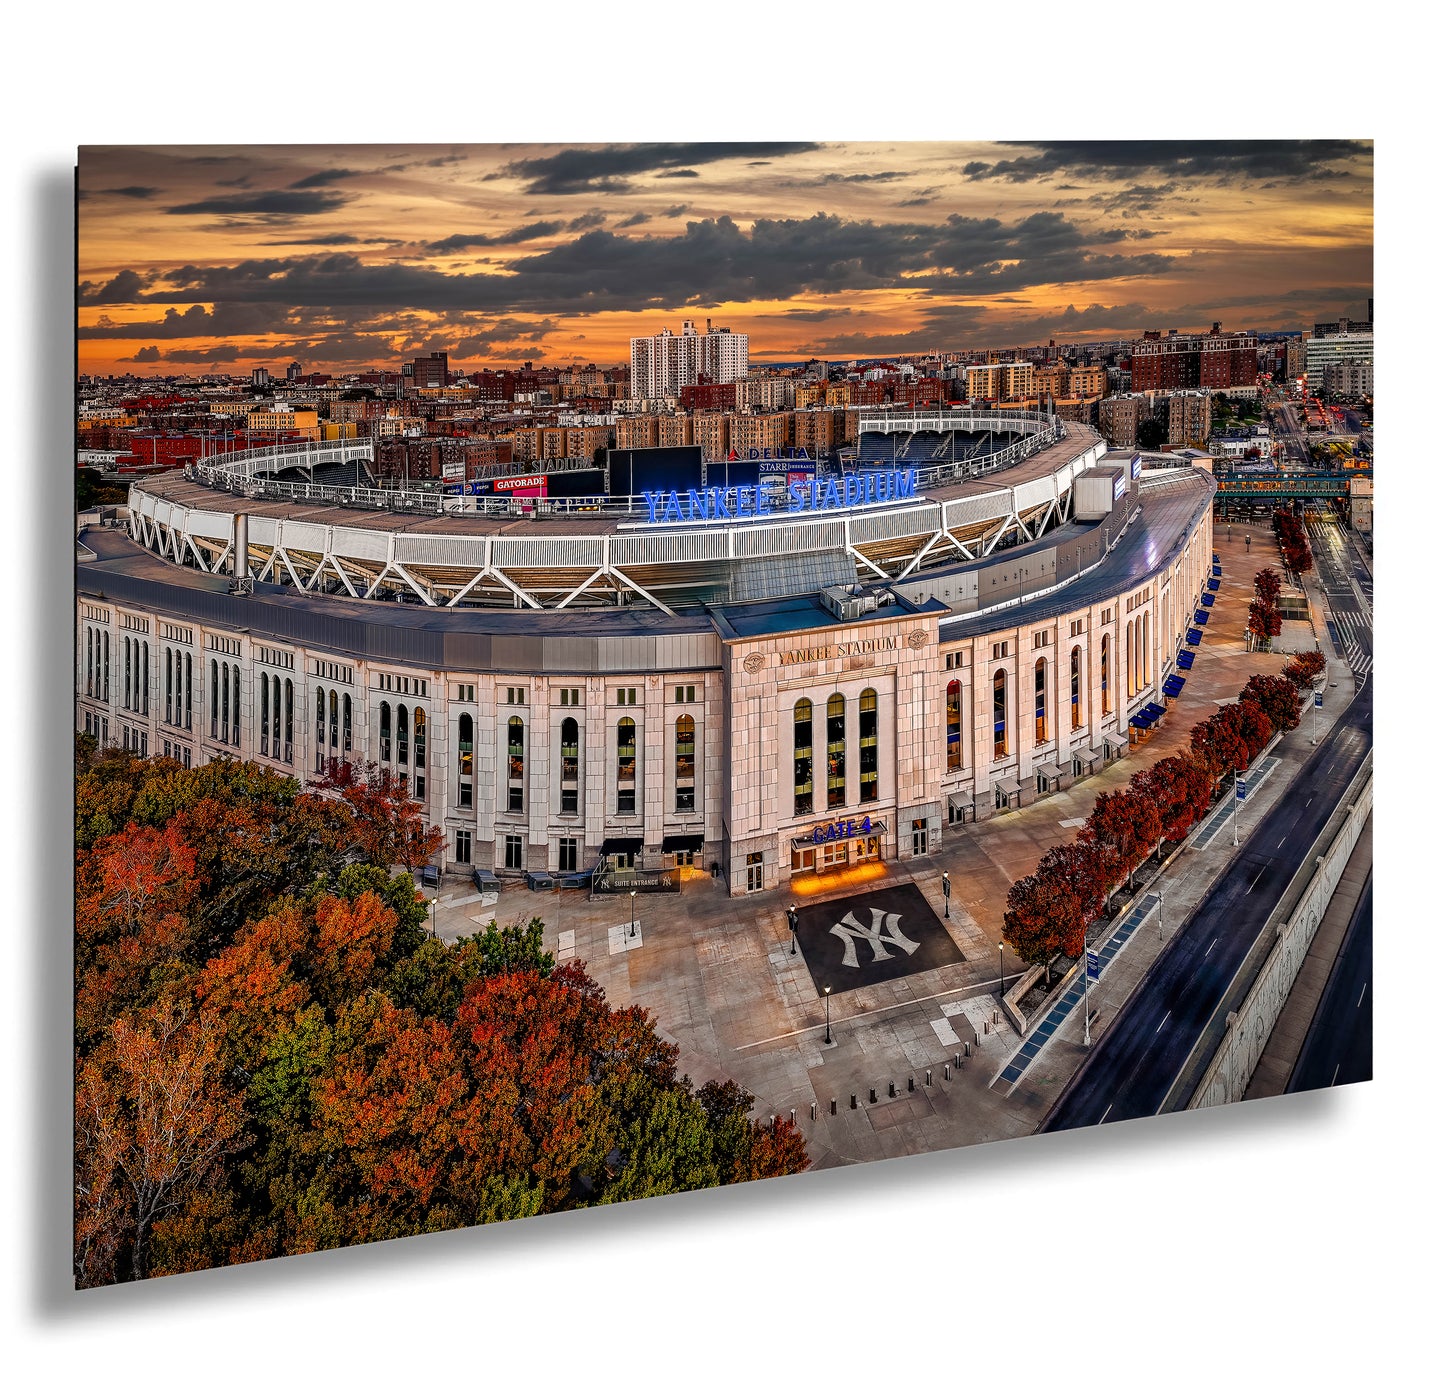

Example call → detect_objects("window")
504 834 524 870
103 633 110 702
85 629 93 698
458 713 473 809
397 704 409 767
1035 658 1048 744
1100 607 1113 624
675 714 696 812
793 698 813 816
745 850 763 893
185 655 193 731
1069 618 1085 638
1033 630 1051 649
616 687 637 707
558 687 580 707
414 706 426 771
558 837 578 873
993 669 1008 760
616 717 636 814
1071 646 1082 730
315 685 325 749
329 689 339 749
506 686 527 706
455 827 472 864
945 650 964 671
561 715 580 814
859 689 878 802
457 683 475 703
260 669 270 755
380 701 392 763
232 666 240 746
343 694 352 753
992 641 1010 660
826 693 846 810
508 715 524 813
674 685 696 704
1101 634 1111 713
283 677 292 759
946 679 962 772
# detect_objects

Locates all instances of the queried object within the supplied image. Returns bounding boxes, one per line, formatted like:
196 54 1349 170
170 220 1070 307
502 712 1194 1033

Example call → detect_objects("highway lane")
1287 873 1373 1092
1040 680 1372 1131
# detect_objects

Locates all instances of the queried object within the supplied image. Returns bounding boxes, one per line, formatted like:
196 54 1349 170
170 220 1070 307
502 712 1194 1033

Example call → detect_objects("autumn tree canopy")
74 749 807 1287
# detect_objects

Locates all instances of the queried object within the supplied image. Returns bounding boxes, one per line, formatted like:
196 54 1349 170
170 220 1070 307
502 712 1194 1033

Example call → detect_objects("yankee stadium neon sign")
641 469 917 524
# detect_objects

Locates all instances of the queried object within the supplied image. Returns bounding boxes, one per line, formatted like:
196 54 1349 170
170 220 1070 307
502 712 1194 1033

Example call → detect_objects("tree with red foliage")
1239 674 1303 732
1129 754 1214 845
1190 705 1250 782
1235 698 1276 762
315 759 444 873
1085 788 1162 886
1283 650 1326 688
1002 869 1081 976
1254 568 1282 607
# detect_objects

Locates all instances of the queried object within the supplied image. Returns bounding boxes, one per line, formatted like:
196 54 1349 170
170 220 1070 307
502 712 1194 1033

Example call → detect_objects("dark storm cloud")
1086 182 1183 213
661 204 689 218
165 190 354 217
427 221 566 252
125 345 162 362
962 140 1370 184
499 142 823 193
617 212 651 228
567 212 607 230
80 303 282 340
77 269 156 304
288 168 362 189
98 210 1179 319
99 186 161 199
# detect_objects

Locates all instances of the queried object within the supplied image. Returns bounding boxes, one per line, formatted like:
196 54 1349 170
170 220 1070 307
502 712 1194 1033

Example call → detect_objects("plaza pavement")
425 522 1355 1169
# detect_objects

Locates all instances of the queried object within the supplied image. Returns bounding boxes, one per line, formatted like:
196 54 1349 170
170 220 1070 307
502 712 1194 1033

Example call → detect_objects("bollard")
811 1102 817 1121
790 1109 796 1125
974 1032 979 1046
850 1094 857 1111
925 1068 932 1086
831 1098 837 1116
944 1063 952 1081
869 1087 877 1104
954 1052 961 1069
964 1041 971 1058
908 1076 915 1093
770 1116 775 1127
888 1081 896 1098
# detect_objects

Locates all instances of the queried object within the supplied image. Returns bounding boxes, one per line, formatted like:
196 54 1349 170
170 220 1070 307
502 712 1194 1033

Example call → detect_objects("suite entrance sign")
641 468 918 524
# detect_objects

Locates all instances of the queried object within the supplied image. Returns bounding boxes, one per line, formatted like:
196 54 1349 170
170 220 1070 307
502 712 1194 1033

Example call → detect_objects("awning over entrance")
947 795 973 818
995 777 1023 795
1037 762 1066 781
598 836 644 858
660 833 704 854
1079 746 1102 765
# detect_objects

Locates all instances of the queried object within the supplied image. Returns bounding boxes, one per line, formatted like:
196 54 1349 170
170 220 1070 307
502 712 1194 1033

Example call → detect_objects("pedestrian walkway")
989 893 1159 1096
1191 756 1280 850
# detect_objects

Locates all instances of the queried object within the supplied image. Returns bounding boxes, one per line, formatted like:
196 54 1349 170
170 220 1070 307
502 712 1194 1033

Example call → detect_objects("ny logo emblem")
825 907 920 969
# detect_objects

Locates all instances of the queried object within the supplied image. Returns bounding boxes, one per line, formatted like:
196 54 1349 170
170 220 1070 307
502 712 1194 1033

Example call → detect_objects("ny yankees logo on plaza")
824 907 921 969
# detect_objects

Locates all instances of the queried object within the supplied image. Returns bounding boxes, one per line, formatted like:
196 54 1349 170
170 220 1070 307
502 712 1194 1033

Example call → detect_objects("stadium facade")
76 410 1215 896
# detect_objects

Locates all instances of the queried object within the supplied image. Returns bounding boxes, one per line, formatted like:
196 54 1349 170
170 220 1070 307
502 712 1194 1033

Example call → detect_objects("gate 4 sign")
812 815 872 844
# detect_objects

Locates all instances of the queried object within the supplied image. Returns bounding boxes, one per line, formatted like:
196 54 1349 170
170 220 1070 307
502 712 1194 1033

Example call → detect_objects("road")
1039 679 1372 1131
1286 873 1373 1092
1042 507 1373 1131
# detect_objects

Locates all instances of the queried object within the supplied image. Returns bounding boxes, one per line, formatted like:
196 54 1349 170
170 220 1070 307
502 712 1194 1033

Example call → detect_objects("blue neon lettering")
643 490 662 522
647 471 916 523
823 479 842 510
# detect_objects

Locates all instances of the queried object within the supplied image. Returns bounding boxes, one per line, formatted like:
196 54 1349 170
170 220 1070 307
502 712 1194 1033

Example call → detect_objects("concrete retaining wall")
1188 766 1373 1109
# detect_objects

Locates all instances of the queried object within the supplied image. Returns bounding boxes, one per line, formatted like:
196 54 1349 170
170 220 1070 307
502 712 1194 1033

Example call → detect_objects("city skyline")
77 140 1374 378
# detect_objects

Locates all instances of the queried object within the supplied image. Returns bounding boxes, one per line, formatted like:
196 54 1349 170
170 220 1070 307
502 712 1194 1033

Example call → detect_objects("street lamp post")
998 940 1005 1004
942 872 951 920
630 890 637 941
429 896 437 940
1083 933 1091 1048
1233 770 1241 847
823 985 832 1045
1245 533 1251 553
1158 888 1165 942
788 904 798 955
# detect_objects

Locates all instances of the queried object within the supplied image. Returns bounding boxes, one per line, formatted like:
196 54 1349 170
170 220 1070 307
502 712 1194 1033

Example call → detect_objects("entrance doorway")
911 819 928 856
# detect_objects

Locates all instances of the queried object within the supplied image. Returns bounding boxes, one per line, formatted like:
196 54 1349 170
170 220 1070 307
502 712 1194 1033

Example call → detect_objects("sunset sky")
76 140 1374 377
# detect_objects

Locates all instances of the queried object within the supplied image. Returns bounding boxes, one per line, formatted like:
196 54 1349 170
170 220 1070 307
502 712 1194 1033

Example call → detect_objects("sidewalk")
415 521 1354 1167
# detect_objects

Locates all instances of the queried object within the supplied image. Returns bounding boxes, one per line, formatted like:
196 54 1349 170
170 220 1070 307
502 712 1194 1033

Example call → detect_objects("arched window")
946 679 962 772
458 712 474 809
993 668 1008 760
380 701 392 763
508 715 525 812
260 670 270 755
559 715 578 814
211 661 220 738
220 663 230 739
102 632 110 702
412 707 426 798
826 692 846 810
124 637 132 711
859 689 878 802
164 647 173 725
342 693 352 753
283 677 292 758
1035 657 1048 744
231 664 239 746
1101 635 1111 714
675 714 696 812
272 675 282 754
1071 646 1082 730
793 698 813 816
1142 611 1151 686
316 685 325 750
396 703 409 766
329 689 339 749
184 653 192 729
1125 620 1134 697
86 629 94 698
142 641 149 715
615 717 635 814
